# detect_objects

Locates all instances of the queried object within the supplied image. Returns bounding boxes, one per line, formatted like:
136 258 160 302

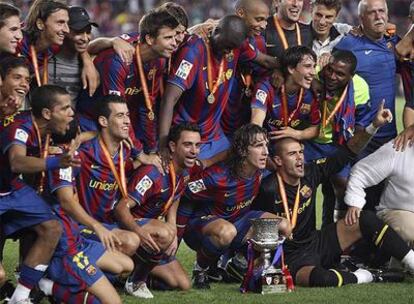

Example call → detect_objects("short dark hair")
227 124 267 177
280 46 317 76
139 9 179 43
157 2 189 29
331 49 357 75
0 56 28 79
269 137 302 157
312 0 342 13
96 94 127 121
0 2 20 29
168 123 201 144
30 85 69 118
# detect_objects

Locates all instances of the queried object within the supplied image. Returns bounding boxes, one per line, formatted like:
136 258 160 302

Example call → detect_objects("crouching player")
37 122 134 304
183 124 291 289
114 123 202 298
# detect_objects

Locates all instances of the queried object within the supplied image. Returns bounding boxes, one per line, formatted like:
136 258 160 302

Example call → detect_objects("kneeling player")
114 123 202 297
183 124 291 289
38 123 133 304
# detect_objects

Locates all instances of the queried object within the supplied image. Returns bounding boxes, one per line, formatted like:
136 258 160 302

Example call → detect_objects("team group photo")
0 0 414 303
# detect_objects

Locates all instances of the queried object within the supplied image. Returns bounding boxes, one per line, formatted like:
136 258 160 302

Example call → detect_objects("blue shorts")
0 186 56 236
184 210 265 251
79 223 119 242
199 129 230 160
48 239 106 293
304 141 350 179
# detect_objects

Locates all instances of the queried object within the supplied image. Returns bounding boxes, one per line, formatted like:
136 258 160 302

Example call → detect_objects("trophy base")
260 271 287 294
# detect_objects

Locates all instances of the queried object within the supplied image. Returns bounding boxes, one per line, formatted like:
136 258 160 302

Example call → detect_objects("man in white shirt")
345 141 414 249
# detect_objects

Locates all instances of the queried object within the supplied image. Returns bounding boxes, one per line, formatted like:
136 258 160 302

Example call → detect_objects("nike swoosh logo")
127 74 134 79
160 188 170 193
203 66 207 71
274 200 282 205
272 104 281 109
91 165 100 169
266 43 276 47
224 192 235 198
364 50 373 55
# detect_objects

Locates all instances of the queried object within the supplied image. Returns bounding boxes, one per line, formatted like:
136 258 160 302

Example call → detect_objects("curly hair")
226 124 267 177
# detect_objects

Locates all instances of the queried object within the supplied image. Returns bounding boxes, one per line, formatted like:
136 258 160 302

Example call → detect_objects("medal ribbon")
241 73 252 91
280 85 304 127
322 84 349 129
161 162 179 216
273 17 302 50
30 45 48 87
98 137 128 199
204 39 225 101
135 43 155 120
276 172 300 229
32 115 50 193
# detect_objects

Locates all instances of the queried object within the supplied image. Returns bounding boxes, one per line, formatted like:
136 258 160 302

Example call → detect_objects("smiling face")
169 130 201 169
67 26 91 53
359 0 388 40
288 54 316 89
322 58 353 92
237 1 269 37
0 66 30 102
148 26 178 58
312 4 338 40
0 15 22 54
38 9 70 46
104 102 131 141
279 0 304 23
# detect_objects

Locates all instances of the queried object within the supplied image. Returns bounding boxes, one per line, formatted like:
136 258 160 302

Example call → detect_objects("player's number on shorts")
73 251 90 270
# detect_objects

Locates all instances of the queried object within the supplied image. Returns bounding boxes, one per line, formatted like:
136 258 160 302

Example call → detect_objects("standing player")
251 46 320 142
221 0 270 138
114 123 202 297
0 3 22 60
159 15 252 160
0 85 76 304
77 9 178 154
183 124 291 289
252 105 414 287
265 0 313 59
21 0 98 95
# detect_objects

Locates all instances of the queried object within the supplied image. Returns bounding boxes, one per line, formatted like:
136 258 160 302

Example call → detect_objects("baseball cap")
68 6 98 31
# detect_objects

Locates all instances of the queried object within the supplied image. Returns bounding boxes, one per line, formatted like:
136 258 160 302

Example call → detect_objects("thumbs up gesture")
373 99 393 128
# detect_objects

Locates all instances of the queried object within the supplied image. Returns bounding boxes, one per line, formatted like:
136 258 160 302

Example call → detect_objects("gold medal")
226 51 234 62
225 69 233 80
148 111 155 121
245 88 252 97
207 94 215 104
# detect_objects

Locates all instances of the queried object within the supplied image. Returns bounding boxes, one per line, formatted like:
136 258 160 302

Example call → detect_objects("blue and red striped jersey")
0 111 45 192
128 165 192 219
251 79 320 131
45 160 83 257
75 137 133 223
77 43 166 152
222 34 268 136
185 162 263 223
167 35 257 142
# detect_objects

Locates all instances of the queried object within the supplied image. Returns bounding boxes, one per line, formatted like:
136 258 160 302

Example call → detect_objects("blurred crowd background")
8 0 413 37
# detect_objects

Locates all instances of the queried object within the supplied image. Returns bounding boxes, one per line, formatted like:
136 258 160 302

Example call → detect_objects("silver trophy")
249 218 286 294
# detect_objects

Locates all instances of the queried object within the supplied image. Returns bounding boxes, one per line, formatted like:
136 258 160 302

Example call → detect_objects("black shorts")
284 223 342 280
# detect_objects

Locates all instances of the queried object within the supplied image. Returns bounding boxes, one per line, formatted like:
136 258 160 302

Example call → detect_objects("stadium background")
1 0 413 303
